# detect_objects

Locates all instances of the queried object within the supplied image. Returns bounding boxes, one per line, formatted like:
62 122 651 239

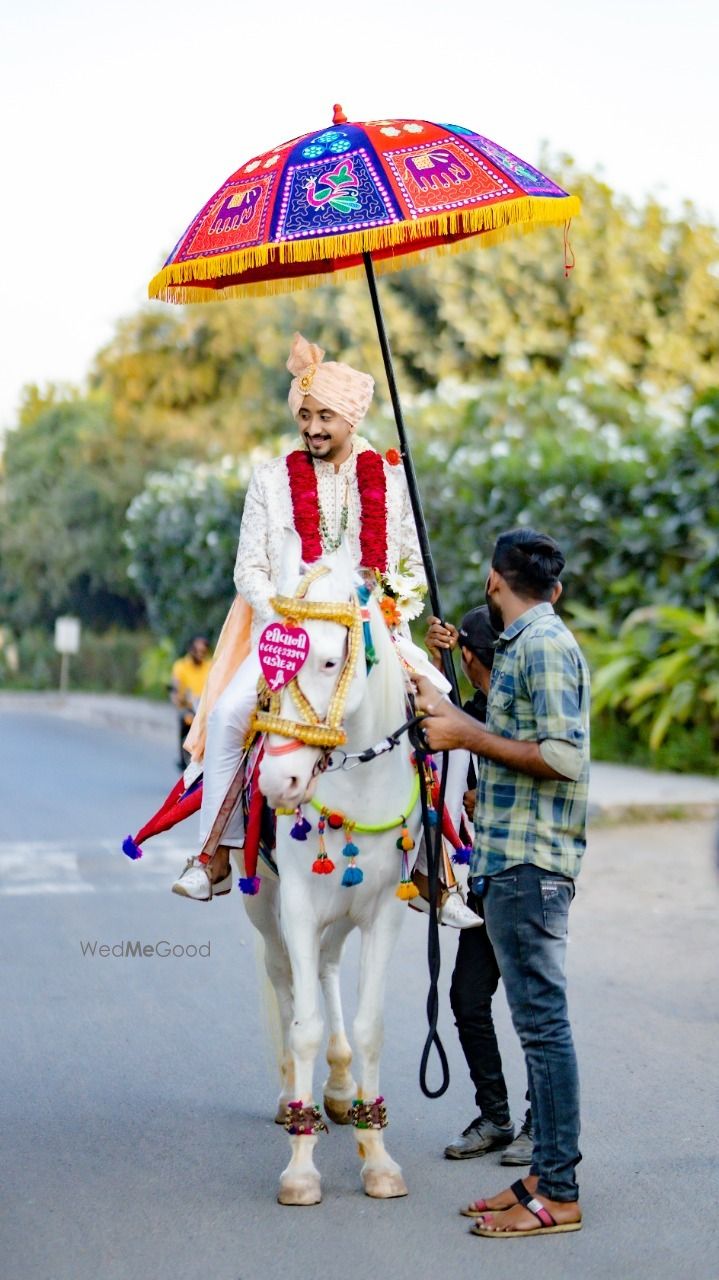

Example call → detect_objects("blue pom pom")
122 835 143 860
342 841 360 859
238 876 261 895
451 846 472 866
341 865 364 887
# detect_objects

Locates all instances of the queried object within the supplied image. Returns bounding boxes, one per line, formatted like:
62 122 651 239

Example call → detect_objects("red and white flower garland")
285 449 388 572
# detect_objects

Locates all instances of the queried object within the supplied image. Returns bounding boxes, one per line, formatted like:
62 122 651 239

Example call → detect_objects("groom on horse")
166 333 477 927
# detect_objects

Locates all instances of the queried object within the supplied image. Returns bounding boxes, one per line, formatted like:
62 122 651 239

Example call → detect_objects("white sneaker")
439 892 483 929
409 890 483 929
171 857 232 901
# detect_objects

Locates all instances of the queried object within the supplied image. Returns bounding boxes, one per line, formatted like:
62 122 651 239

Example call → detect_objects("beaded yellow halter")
251 566 362 750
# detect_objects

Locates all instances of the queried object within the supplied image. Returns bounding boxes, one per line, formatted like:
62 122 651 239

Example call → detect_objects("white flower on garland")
378 562 428 623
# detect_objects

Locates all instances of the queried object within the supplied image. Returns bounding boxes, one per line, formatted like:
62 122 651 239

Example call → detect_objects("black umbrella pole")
363 252 460 703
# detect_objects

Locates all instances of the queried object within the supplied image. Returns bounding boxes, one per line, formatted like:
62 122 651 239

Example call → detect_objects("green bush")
572 601 719 761
413 384 719 627
125 456 250 645
0 628 165 696
590 712 717 776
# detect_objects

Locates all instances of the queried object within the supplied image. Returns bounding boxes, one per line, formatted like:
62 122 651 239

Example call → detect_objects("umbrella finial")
332 103 348 125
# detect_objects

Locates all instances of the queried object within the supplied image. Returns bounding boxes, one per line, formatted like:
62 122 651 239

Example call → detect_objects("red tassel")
312 856 335 875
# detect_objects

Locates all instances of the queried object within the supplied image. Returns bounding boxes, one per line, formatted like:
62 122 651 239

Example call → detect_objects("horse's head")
257 538 368 811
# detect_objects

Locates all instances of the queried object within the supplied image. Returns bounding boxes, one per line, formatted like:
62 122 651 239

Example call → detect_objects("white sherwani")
233 436 425 642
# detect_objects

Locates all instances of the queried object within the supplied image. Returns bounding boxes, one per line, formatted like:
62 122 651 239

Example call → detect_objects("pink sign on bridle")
258 622 311 692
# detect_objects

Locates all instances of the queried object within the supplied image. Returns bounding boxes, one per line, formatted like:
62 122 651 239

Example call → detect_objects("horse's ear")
278 530 305 596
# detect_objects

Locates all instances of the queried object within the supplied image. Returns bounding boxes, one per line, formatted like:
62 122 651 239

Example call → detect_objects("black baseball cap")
457 606 499 667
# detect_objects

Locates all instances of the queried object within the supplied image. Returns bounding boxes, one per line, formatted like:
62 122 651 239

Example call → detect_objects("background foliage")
124 457 251 646
1 160 717 767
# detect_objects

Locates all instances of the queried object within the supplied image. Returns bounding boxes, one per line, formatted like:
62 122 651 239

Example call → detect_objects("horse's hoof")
277 1175 322 1206
323 1096 353 1126
362 1168 408 1199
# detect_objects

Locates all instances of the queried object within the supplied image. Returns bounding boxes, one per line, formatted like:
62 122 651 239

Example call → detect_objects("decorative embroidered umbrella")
148 107 579 685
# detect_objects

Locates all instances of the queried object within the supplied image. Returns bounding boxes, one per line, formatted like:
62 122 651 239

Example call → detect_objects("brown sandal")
470 1182 582 1237
460 1178 528 1218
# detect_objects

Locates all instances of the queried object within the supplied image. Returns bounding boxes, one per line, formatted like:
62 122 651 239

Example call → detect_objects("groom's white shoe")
171 857 232 901
409 890 483 930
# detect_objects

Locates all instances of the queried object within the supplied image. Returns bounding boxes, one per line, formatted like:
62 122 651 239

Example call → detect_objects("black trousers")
449 891 512 1126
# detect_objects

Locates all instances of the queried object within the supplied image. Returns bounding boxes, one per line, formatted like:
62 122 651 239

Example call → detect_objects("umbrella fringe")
149 196 580 302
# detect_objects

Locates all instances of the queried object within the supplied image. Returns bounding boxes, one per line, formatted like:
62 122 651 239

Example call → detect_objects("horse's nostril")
289 777 299 791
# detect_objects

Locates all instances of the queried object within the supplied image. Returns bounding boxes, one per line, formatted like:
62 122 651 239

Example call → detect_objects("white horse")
241 541 423 1206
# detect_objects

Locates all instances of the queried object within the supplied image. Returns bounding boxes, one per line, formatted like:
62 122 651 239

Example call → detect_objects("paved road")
2 710 718 1280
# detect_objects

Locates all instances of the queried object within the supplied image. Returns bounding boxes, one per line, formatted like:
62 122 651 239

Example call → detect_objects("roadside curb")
0 691 175 742
3 691 718 824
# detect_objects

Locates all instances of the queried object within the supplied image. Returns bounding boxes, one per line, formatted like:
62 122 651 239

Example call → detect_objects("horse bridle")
251 567 363 768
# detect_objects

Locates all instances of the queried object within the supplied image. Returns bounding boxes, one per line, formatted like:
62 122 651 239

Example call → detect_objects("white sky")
1 0 717 433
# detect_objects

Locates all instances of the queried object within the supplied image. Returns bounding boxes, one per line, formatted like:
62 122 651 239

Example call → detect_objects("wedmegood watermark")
80 940 211 958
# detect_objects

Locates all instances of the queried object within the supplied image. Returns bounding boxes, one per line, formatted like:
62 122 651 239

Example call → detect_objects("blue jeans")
482 863 581 1201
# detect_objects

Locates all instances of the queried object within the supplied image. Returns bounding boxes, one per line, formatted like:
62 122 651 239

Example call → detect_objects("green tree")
124 457 249 645
0 398 144 629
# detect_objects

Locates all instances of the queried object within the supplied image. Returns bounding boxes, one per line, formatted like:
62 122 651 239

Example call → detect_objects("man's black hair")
492 528 565 601
188 634 210 648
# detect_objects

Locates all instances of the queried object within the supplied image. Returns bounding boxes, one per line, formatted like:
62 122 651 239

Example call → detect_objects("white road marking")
0 840 197 895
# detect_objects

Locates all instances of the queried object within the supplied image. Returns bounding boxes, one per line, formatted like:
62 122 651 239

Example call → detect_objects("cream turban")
287 332 374 427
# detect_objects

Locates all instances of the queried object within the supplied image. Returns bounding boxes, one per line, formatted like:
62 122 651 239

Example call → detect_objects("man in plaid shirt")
415 527 589 1239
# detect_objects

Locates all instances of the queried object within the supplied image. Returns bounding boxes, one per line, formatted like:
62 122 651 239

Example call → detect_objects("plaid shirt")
471 602 590 881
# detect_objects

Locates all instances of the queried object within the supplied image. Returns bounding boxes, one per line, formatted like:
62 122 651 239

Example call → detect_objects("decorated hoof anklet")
350 1096 388 1129
284 1101 329 1135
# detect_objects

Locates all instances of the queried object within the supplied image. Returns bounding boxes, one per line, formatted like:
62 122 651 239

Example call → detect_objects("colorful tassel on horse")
357 583 378 669
290 808 312 841
311 811 335 875
396 847 419 900
312 855 335 875
452 846 473 866
238 876 261 895
342 865 363 887
395 823 415 853
340 822 363 886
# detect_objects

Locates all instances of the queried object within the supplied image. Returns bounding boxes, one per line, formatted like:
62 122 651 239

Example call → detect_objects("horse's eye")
324 660 337 670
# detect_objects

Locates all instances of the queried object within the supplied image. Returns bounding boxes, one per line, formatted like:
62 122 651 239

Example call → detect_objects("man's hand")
413 674 476 752
463 788 476 821
424 616 459 670
413 675 568 780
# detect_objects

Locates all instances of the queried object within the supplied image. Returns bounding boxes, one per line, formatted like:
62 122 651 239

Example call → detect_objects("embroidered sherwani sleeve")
398 480 427 591
233 468 275 625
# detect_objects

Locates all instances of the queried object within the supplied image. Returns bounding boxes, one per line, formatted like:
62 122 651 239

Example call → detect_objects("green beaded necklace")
318 477 350 554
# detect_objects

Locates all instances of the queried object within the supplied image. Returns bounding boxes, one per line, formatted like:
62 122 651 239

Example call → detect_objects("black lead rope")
416 743 451 1099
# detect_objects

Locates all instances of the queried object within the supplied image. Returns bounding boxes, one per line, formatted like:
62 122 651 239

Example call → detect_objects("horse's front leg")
319 918 357 1124
237 860 295 1124
277 893 325 1206
353 898 408 1199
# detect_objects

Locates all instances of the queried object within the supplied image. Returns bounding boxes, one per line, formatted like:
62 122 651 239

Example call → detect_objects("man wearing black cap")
426 609 533 1166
